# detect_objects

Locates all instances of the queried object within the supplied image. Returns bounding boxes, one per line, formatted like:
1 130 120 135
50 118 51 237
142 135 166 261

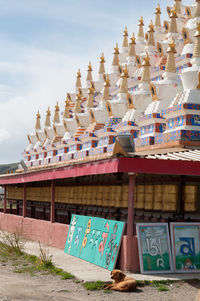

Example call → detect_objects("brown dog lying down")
104 269 137 292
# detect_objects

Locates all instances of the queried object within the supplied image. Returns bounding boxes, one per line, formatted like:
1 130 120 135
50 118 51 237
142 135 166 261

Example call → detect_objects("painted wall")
0 213 68 249
0 213 140 272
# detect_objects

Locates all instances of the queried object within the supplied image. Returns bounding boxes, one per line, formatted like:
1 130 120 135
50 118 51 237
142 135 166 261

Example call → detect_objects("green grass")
157 284 169 292
83 281 105 291
74 279 81 284
103 289 112 294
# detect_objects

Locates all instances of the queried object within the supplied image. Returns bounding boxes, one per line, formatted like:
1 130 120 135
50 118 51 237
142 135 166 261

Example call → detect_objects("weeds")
0 231 75 281
38 241 53 268
0 231 25 255
83 281 105 291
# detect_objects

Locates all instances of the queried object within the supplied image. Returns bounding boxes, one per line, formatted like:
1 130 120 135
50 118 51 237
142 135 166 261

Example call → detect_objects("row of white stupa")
23 0 200 168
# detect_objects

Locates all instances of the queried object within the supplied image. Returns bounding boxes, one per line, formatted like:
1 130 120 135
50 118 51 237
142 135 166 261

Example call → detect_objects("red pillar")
127 173 136 236
50 180 55 223
23 183 27 217
126 173 136 271
3 185 7 213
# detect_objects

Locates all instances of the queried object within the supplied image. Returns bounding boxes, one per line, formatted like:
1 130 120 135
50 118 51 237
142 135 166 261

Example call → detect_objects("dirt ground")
0 262 199 301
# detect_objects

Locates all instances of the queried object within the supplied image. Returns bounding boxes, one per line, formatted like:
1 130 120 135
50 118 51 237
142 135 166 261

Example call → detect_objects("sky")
0 0 194 163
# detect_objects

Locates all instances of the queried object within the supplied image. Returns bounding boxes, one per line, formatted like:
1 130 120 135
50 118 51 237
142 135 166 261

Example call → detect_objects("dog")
104 269 137 292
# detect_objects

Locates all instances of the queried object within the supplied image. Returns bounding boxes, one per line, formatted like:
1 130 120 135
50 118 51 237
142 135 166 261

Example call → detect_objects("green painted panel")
136 223 173 274
64 214 125 271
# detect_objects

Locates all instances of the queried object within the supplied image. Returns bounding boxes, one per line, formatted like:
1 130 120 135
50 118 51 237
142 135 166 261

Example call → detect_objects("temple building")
1 0 200 273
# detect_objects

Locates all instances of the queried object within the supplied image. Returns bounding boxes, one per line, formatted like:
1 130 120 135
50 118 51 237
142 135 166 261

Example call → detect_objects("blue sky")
0 0 193 163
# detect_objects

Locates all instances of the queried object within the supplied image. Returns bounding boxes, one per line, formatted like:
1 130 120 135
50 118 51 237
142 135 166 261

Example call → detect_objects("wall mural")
64 214 125 271
137 223 200 274
170 223 200 273
136 223 173 274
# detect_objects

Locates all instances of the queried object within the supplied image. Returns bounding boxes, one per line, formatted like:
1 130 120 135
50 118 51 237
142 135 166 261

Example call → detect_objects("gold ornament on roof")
170 7 178 18
167 37 177 53
46 107 51 116
87 62 93 71
114 43 119 54
88 81 95 95
104 74 111 87
142 52 151 67
123 26 128 37
121 64 129 78
36 111 41 119
77 88 83 100
148 20 155 32
100 52 105 63
77 69 81 78
65 93 71 106
138 16 144 26
155 3 161 15
55 102 60 112
129 32 136 44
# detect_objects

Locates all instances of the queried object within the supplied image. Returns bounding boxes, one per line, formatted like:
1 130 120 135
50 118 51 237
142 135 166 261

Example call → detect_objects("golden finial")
194 22 200 38
104 74 111 87
148 20 155 32
138 16 144 26
87 62 93 71
77 69 81 78
167 37 177 53
170 7 178 18
114 43 120 54
36 111 41 119
121 64 129 78
35 111 41 130
130 32 136 44
55 101 59 112
88 81 95 95
46 107 51 116
65 93 71 106
77 88 83 100
123 26 128 37
155 3 161 14
67 93 72 102
100 52 105 63
142 52 151 67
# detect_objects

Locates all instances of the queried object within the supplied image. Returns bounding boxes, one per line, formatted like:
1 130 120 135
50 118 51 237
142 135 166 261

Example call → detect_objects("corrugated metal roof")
146 149 200 161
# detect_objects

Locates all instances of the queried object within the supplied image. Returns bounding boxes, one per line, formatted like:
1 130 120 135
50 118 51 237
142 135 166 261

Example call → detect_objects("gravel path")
0 263 199 301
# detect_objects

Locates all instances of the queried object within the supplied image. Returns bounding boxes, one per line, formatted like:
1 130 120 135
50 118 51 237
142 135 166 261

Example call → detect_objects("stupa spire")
194 0 200 18
112 43 120 66
122 27 129 48
53 102 60 124
102 74 111 101
155 4 161 27
141 52 151 82
147 20 155 46
45 107 51 127
75 69 82 90
86 62 93 82
138 16 144 38
174 0 181 15
169 7 178 33
35 111 41 130
86 81 95 108
193 22 200 58
63 93 71 119
119 64 129 93
166 37 177 73
128 33 136 57
98 53 105 75
74 88 82 113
